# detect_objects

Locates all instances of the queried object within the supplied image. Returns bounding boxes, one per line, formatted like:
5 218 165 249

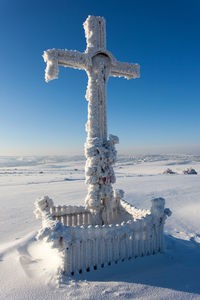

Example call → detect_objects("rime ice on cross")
43 15 140 225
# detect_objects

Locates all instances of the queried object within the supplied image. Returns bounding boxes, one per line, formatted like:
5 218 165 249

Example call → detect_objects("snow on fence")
50 205 93 226
50 204 120 227
35 196 171 276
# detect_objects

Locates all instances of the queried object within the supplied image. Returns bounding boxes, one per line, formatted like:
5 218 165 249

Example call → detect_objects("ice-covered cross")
43 15 140 224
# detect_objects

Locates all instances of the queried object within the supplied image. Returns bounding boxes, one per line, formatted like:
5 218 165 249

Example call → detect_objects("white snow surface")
0 154 200 300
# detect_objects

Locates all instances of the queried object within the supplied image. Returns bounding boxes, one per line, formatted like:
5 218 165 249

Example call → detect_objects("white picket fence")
63 217 161 275
35 197 171 276
50 205 93 226
50 204 120 226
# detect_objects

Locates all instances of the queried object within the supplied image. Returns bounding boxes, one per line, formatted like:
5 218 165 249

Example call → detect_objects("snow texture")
34 195 53 219
0 154 200 299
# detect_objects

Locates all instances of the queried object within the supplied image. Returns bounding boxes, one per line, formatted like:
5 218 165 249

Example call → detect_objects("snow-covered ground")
0 154 200 299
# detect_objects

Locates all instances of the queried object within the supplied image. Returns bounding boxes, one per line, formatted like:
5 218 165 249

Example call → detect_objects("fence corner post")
151 198 166 253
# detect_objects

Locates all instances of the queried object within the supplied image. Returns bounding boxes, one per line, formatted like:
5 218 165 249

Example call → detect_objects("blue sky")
0 0 200 155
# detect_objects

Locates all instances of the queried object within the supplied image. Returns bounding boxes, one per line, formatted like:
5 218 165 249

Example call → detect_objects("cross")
43 15 140 224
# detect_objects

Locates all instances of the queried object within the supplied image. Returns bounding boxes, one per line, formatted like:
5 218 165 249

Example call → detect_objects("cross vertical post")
43 15 140 225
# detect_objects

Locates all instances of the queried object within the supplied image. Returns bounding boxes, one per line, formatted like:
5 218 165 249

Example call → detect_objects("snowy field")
0 154 200 300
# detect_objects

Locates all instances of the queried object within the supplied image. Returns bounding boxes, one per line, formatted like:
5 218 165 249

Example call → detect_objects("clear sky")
0 0 200 156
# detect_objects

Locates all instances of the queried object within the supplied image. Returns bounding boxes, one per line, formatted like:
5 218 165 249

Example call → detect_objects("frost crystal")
43 15 140 224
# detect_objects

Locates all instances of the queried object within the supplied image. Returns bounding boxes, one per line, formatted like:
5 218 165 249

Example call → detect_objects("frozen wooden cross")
43 15 140 224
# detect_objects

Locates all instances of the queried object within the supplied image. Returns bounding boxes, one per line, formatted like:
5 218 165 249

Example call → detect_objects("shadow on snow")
63 234 200 296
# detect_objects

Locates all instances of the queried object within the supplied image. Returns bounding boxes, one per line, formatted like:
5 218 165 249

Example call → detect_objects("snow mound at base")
0 233 62 288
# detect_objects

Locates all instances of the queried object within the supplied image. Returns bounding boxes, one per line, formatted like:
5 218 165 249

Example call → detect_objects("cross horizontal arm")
43 49 88 82
110 61 140 80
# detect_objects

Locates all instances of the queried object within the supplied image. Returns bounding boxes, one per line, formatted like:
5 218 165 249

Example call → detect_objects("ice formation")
34 195 171 275
38 15 172 276
43 15 140 224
